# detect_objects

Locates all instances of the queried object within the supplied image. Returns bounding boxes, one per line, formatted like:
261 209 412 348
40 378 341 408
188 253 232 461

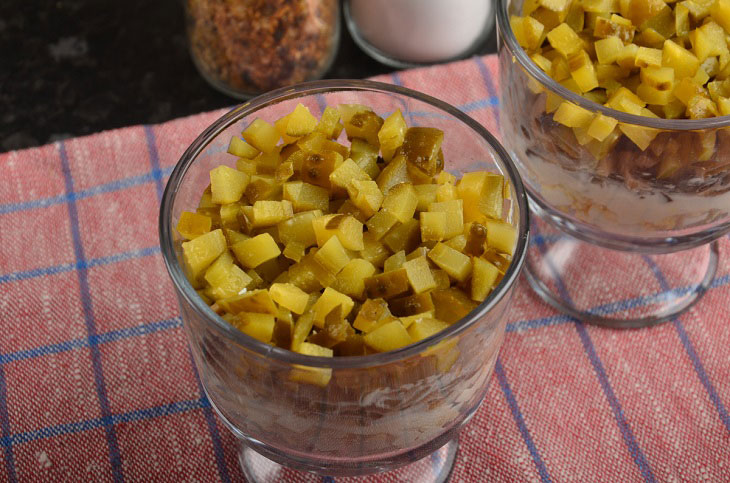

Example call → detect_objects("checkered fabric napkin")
1 55 729 482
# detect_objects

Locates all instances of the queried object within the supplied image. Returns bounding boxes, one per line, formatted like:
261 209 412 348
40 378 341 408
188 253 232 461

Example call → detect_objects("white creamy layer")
521 156 730 234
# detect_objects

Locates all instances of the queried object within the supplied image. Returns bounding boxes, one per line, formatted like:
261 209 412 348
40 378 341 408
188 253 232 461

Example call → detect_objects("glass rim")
158 79 530 369
496 0 730 131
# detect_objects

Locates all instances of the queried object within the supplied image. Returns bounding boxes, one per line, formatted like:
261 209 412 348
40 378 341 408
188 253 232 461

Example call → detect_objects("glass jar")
183 0 340 99
344 0 494 69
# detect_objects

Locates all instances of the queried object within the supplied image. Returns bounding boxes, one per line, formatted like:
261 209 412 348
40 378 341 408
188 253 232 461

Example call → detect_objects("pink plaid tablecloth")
1 55 729 482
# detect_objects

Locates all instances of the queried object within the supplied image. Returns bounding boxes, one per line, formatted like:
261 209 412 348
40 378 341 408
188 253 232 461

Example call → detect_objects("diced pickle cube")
283 241 306 262
384 250 406 272
663 40 700 79
182 229 227 281
360 232 390 267
269 282 309 314
414 184 439 212
428 243 472 282
312 214 364 250
353 298 393 332
511 15 546 50
204 252 253 300
547 23 583 56
382 182 418 223
313 235 351 275
251 200 293 227
640 66 674 91
436 183 458 202
400 127 445 176
553 102 594 128
177 211 212 240
376 154 412 194
710 0 730 32
366 210 400 240
402 256 437 294
347 179 383 218
232 312 276 343
275 114 298 145
337 200 368 223
444 234 467 252
407 318 449 342
300 150 343 190
339 105 384 146
315 106 343 139
378 109 408 161
291 341 333 386
568 50 599 92
399 311 435 329
471 257 500 302
420 211 447 242
329 158 371 192
349 139 381 179
485 220 518 255
286 103 318 137
428 199 464 239
283 181 329 212
635 47 663 68
242 118 280 154
231 233 281 268
219 289 278 315
457 171 504 221
227 136 260 159
390 292 435 317
332 258 376 300
636 83 674 105
312 287 354 328
278 209 321 247
587 113 619 141
210 165 250 205
383 218 421 253
431 288 478 324
364 269 410 300
363 320 413 352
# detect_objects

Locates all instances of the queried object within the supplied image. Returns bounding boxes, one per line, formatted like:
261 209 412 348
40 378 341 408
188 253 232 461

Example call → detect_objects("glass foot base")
238 438 459 482
526 218 719 329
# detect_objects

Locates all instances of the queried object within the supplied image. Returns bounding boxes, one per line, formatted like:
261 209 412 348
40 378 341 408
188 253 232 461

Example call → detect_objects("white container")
345 0 494 68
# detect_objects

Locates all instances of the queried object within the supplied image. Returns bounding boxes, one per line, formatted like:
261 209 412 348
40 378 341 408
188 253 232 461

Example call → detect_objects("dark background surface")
1 0 497 153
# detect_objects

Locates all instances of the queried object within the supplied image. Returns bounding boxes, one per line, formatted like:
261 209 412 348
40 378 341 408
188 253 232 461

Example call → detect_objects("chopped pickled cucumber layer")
511 0 730 153
178 102 517 373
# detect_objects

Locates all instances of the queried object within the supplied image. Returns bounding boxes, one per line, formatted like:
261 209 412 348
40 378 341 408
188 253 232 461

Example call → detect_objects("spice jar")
184 0 340 99
345 0 493 68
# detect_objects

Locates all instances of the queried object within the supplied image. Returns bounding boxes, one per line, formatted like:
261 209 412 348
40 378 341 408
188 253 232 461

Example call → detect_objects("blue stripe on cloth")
0 166 175 216
141 127 231 482
189 356 232 483
0 318 181 366
473 56 500 124
5 397 210 447
144 126 165 201
531 224 656 482
642 257 730 433
0 365 17 482
0 246 161 285
58 141 125 482
390 72 403 86
495 359 552 482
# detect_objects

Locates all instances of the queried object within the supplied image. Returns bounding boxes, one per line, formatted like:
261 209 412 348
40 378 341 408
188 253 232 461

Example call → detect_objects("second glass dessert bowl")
497 0 730 328
159 80 529 481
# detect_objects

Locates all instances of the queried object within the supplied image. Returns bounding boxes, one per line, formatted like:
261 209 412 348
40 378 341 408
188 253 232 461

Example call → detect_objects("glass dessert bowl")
496 0 730 328
159 80 529 481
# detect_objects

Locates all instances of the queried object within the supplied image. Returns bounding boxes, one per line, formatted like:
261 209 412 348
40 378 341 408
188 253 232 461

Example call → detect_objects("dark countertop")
1 0 496 153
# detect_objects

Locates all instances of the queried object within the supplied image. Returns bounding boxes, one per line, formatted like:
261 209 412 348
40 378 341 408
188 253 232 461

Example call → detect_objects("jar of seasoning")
344 0 493 68
184 0 340 99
